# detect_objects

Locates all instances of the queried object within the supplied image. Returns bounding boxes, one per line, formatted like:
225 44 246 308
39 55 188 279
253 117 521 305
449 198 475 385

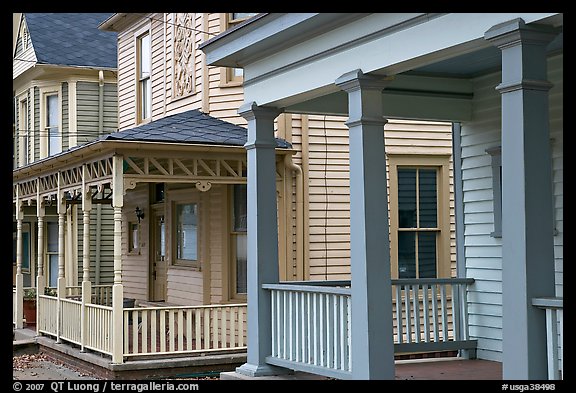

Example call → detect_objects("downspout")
95 70 105 284
283 153 304 281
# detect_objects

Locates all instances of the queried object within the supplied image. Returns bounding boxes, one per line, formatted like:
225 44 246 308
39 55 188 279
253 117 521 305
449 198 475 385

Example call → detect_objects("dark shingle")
25 13 117 69
102 109 291 148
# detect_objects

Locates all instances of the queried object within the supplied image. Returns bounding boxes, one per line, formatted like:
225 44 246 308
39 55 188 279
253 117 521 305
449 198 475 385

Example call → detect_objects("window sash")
46 94 60 156
137 32 151 121
175 202 198 262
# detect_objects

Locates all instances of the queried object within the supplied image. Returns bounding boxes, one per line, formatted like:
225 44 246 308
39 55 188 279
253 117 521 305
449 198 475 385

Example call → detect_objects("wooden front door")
150 209 167 301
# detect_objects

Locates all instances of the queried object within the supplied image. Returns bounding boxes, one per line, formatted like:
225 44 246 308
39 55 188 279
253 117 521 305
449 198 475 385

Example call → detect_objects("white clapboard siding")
460 53 563 363
13 16 37 79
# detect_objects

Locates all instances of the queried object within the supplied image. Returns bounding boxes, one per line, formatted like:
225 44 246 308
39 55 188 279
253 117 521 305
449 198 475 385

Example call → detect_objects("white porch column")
15 187 24 329
235 102 286 377
56 184 66 344
485 18 558 380
335 69 395 379
81 168 92 352
36 194 46 336
111 155 124 364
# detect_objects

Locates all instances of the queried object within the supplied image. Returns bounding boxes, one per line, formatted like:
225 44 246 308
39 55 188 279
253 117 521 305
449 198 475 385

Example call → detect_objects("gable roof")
101 109 292 148
24 13 117 69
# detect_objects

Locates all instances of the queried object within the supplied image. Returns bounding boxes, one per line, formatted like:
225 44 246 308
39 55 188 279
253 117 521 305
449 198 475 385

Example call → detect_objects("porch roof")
101 109 291 148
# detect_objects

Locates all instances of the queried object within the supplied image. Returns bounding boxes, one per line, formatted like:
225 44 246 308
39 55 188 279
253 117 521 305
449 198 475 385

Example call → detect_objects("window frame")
135 26 152 124
229 184 248 301
168 189 202 271
39 85 62 159
219 13 258 87
486 146 502 238
388 154 452 279
18 93 30 166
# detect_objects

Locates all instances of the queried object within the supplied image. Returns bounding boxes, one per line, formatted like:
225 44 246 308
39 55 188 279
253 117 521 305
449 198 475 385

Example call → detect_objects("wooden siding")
460 53 563 362
287 114 455 281
61 82 69 151
13 17 36 79
122 184 150 300
76 82 118 143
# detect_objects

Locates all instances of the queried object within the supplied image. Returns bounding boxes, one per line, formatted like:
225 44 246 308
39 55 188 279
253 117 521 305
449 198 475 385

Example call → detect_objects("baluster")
186 310 193 350
178 310 184 350
221 307 227 349
432 284 439 342
422 284 430 342
395 285 402 343
151 310 157 353
440 285 448 341
194 309 201 350
412 284 420 343
404 285 412 343
160 310 166 352
142 311 148 354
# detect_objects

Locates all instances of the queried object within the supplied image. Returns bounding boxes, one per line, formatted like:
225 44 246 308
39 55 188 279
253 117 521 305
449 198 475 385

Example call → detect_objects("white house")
200 13 563 380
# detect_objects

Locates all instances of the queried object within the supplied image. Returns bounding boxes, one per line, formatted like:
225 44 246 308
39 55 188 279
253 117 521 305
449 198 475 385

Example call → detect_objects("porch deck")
221 357 502 380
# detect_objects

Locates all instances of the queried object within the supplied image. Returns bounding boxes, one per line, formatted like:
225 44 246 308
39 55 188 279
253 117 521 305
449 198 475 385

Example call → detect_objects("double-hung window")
137 31 151 123
39 86 61 158
221 13 258 85
389 155 451 279
230 184 248 299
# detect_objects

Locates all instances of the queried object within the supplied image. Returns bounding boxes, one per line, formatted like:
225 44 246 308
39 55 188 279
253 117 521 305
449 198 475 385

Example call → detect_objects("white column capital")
335 69 393 93
484 17 559 49
238 101 281 122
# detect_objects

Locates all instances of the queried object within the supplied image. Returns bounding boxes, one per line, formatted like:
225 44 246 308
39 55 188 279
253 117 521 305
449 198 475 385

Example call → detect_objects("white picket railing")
37 295 58 336
85 303 113 355
123 303 247 358
59 298 82 345
264 278 476 379
264 282 352 379
532 297 563 380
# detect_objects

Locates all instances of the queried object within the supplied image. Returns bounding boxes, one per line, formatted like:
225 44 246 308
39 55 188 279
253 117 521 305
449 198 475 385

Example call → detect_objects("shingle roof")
102 109 292 148
25 13 117 69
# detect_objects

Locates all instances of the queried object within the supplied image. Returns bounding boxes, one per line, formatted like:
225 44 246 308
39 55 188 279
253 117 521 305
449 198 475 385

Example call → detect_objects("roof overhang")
200 13 562 121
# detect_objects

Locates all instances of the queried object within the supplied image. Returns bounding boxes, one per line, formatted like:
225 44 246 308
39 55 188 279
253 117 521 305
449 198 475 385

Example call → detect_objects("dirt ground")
13 353 102 380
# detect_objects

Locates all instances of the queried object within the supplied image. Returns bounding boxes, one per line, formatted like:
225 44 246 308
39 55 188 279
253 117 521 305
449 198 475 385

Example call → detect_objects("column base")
235 362 293 377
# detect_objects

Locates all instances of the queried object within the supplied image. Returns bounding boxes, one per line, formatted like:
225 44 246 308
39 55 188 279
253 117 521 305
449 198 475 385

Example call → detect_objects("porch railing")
263 278 476 379
46 284 113 305
532 297 563 380
123 303 247 358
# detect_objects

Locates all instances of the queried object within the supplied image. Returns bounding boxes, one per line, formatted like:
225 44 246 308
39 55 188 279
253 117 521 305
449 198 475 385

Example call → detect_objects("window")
175 202 198 265
128 222 140 254
47 222 59 287
19 97 29 166
230 184 247 298
220 13 258 86
46 93 60 156
389 156 451 279
39 86 61 158
486 146 502 238
137 31 151 122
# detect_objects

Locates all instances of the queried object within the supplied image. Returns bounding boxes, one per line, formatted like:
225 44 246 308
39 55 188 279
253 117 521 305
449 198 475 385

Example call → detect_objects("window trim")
135 26 152 124
218 13 258 87
486 146 502 238
39 85 62 159
18 93 30 166
388 154 452 279
229 184 248 301
168 189 202 271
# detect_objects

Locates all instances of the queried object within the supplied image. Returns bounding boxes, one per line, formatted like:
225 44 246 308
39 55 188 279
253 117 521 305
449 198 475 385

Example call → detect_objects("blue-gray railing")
263 278 476 379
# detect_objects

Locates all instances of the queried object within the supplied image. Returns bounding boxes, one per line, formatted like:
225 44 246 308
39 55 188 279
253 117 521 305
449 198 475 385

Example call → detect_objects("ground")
13 353 101 380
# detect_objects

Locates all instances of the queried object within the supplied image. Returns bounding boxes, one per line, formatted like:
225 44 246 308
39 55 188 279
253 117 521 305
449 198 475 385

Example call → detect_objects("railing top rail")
124 303 247 312
532 296 563 309
262 283 351 296
282 280 351 287
60 298 82 305
392 278 475 285
85 303 113 311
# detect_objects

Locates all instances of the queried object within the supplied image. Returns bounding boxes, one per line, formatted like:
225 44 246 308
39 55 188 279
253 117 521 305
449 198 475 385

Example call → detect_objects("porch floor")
222 357 501 380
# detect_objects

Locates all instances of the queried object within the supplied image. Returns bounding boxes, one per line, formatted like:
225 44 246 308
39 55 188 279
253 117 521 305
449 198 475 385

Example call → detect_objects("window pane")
139 34 150 77
176 203 198 261
140 78 150 119
49 255 58 287
233 68 244 77
232 13 257 20
418 232 437 278
236 234 247 294
233 184 247 231
22 232 30 270
398 231 416 278
419 169 437 228
47 95 60 155
47 222 58 252
398 168 417 228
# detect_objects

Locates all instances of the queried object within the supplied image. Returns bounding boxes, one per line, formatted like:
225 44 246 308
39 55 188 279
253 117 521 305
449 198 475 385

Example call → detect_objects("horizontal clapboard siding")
461 53 563 362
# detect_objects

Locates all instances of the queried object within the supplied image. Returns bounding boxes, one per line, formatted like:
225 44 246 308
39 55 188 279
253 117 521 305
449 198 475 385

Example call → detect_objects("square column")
336 69 395 379
485 18 558 380
235 102 286 377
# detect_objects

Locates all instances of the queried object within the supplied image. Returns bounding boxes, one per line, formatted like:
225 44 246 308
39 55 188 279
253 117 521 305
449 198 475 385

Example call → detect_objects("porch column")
15 187 24 329
485 18 558 380
235 102 285 377
81 169 92 352
56 183 66 344
111 155 124 364
335 69 395 379
36 193 46 336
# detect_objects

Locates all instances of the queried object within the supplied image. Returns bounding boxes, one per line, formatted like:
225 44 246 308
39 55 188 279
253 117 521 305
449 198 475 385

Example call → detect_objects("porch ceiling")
200 13 563 121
